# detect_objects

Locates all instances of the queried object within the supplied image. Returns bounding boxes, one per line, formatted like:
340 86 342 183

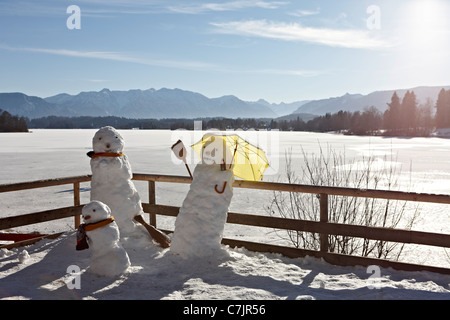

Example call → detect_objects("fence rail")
1 173 450 274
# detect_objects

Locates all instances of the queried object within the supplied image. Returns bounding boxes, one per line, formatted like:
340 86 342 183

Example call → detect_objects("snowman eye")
93 209 96 212
98 137 102 141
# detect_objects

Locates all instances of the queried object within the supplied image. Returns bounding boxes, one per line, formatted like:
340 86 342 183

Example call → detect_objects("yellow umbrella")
191 133 269 181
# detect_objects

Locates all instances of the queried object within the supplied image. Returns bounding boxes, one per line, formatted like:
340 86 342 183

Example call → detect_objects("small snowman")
88 126 144 235
77 201 130 277
170 136 234 260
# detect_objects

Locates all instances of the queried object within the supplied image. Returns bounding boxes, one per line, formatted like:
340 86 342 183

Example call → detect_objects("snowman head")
92 126 124 154
201 135 233 166
82 201 111 224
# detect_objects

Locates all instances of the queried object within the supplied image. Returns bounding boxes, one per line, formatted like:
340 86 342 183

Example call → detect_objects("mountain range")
0 88 280 120
0 86 448 121
292 86 450 116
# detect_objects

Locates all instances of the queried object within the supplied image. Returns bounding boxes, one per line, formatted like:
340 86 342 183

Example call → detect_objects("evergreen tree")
384 92 401 132
18 116 28 131
417 97 434 135
435 88 450 128
361 106 382 134
401 90 417 132
0 110 29 132
269 119 278 129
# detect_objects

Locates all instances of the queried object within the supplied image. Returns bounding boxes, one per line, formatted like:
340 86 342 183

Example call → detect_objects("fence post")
319 193 328 253
74 181 81 229
148 180 156 227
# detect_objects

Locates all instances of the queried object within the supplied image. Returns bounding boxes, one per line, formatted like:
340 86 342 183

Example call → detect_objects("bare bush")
268 145 420 261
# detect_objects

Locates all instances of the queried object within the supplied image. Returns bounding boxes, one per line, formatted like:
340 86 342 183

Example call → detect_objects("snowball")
18 250 30 263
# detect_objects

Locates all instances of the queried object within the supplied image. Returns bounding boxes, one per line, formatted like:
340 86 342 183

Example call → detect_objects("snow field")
1 129 450 299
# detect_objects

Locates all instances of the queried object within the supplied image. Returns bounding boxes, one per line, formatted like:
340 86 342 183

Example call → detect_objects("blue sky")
1 0 450 103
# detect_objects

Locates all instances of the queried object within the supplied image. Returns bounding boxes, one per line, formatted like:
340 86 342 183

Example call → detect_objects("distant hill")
292 86 450 116
250 99 311 117
0 88 278 120
45 88 279 119
0 92 72 118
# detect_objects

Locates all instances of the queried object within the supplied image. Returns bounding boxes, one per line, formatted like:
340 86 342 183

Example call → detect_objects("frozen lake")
1 129 449 267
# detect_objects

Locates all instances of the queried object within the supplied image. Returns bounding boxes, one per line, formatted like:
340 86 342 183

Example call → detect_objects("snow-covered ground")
1 232 449 300
1 129 450 300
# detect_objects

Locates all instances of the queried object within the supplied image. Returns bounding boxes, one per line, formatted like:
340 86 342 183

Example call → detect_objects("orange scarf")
90 152 124 159
84 216 115 232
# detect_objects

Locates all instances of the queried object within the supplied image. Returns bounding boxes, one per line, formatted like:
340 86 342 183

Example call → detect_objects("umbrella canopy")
191 133 269 181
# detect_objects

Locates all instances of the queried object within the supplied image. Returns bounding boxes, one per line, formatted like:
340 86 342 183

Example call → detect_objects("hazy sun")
392 0 450 86
406 0 448 45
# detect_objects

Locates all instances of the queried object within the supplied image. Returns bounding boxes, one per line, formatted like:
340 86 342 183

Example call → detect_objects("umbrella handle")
229 143 238 169
214 181 227 194
185 162 193 179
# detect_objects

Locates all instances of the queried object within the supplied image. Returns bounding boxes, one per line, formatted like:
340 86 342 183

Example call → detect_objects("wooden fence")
1 173 450 274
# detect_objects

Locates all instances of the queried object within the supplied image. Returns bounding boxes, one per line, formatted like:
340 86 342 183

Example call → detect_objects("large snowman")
80 201 130 276
170 135 234 260
88 126 143 235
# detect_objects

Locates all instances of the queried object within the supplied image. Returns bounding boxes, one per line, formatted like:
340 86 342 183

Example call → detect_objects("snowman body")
170 136 235 260
89 126 143 234
82 201 130 277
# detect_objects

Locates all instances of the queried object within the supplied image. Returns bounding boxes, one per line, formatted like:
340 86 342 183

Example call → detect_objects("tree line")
383 88 450 136
0 109 28 132
25 111 382 135
28 115 168 130
270 107 383 135
27 116 270 131
278 88 450 136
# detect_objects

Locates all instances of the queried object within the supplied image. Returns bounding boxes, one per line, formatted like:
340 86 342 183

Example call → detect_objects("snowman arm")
214 181 227 194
